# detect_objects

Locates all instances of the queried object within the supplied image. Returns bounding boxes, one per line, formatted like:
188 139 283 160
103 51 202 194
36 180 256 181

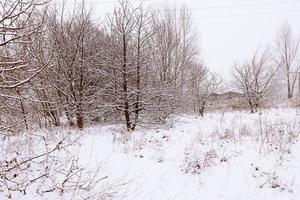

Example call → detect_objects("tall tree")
276 23 300 99
0 0 48 131
189 65 221 117
232 48 278 113
46 3 102 129
150 7 200 116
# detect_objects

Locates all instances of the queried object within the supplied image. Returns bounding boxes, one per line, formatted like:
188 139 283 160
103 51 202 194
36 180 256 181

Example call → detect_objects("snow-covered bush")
181 147 218 175
258 120 300 153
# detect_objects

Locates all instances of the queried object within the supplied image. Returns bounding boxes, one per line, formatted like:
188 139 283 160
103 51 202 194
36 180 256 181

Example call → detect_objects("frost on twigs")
257 120 300 154
181 148 218 175
0 132 127 199
255 170 294 193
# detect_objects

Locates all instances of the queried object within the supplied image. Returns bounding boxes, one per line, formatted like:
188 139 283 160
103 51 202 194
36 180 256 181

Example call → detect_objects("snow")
2 108 300 199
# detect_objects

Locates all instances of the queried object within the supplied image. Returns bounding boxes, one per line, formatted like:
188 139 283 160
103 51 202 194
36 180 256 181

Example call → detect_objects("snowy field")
1 108 300 200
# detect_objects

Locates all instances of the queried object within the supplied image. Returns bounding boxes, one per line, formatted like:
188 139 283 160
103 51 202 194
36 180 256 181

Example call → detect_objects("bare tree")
101 0 156 130
104 0 137 131
0 0 49 131
150 6 201 117
276 23 300 99
198 74 220 117
131 6 153 130
45 3 102 129
188 65 220 116
232 48 278 113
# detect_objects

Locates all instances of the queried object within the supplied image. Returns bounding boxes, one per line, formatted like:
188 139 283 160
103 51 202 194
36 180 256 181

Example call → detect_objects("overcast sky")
60 0 300 80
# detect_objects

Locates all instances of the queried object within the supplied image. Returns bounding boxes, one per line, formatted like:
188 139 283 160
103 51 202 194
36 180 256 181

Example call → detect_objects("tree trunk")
287 73 293 98
122 35 131 131
199 100 205 117
16 89 28 130
20 99 28 130
132 29 142 131
76 104 84 129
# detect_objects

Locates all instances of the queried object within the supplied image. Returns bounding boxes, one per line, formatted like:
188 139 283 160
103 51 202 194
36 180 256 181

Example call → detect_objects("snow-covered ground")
2 108 300 199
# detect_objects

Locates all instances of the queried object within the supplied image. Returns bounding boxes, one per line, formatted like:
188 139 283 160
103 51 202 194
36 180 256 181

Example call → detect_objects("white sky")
59 0 300 80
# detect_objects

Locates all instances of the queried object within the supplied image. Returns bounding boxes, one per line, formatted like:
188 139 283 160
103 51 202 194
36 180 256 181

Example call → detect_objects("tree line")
0 0 299 132
0 0 217 132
